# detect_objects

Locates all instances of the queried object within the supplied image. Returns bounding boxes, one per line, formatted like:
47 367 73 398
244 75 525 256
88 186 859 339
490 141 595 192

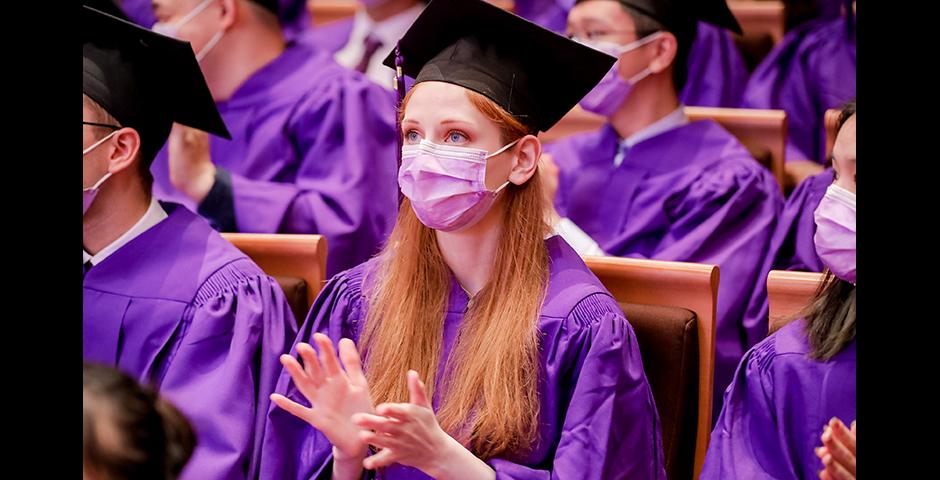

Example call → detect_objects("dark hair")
838 98 856 129
619 5 694 92
832 98 855 181
83 362 196 480
83 94 155 193
800 98 856 360
799 271 856 360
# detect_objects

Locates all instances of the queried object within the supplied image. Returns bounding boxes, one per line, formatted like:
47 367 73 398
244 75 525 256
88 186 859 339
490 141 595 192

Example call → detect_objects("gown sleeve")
157 259 298 480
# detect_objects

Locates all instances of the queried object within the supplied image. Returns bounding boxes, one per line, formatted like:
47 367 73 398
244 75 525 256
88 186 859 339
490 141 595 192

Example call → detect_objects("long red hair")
359 85 551 459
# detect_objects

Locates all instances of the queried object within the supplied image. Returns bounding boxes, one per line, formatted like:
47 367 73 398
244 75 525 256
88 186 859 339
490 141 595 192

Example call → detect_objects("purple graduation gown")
119 0 157 28
742 15 856 162
296 16 354 54
700 318 856 479
682 22 749 108
545 120 784 415
512 0 575 34
741 168 833 347
295 18 415 94
83 202 298 480
151 42 400 277
259 236 666 479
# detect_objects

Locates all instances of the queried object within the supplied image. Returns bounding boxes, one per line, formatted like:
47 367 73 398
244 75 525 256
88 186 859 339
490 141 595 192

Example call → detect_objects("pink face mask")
576 32 662 117
814 183 856 284
399 139 518 232
83 131 117 215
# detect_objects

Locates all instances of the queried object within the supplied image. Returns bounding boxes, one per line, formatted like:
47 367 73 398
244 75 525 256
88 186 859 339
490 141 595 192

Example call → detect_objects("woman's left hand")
352 371 494 480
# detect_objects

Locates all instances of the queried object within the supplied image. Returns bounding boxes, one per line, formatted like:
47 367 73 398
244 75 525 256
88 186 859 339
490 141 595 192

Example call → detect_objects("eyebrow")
440 119 475 129
401 118 476 128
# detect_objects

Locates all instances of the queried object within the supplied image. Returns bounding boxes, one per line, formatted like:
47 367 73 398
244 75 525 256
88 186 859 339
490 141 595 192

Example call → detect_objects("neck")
201 24 286 102
83 176 151 256
609 78 680 140
434 198 504 296
365 0 419 22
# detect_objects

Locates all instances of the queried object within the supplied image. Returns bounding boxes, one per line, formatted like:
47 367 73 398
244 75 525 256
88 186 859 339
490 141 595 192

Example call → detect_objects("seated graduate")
514 0 749 107
82 7 297 479
741 100 855 348
147 0 401 276
545 0 784 415
83 361 196 480
701 104 856 479
259 0 666 478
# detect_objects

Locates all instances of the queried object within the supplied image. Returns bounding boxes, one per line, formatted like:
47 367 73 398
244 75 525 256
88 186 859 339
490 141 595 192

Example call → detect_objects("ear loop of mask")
83 130 119 156
577 31 664 57
84 130 119 191
86 171 113 191
609 31 664 56
484 138 521 159
196 29 225 62
612 32 663 85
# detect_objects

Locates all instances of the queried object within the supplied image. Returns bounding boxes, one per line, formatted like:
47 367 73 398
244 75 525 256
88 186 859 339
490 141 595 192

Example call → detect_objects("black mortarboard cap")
381 0 616 133
577 0 743 36
83 5 230 164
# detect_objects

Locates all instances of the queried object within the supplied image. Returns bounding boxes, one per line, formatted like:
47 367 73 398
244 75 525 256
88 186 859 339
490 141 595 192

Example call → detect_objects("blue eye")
447 131 467 143
405 130 421 143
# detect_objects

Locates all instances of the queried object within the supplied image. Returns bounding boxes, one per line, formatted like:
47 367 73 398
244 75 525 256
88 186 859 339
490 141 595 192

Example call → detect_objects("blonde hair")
359 85 550 459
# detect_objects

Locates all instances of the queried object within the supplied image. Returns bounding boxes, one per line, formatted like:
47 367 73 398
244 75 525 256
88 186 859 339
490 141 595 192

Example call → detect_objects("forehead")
832 114 856 160
404 82 481 122
569 0 635 27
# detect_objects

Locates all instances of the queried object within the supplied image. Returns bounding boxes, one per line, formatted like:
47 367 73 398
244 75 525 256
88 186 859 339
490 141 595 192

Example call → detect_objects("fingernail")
822 430 831 442
823 454 832 465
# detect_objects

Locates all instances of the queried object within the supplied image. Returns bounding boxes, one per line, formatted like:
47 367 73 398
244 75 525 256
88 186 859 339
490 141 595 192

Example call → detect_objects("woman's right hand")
816 418 856 480
270 333 374 458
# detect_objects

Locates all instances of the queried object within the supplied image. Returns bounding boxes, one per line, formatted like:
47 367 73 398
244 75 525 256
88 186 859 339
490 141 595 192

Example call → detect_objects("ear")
106 128 142 176
507 134 542 185
218 0 238 30
648 31 678 75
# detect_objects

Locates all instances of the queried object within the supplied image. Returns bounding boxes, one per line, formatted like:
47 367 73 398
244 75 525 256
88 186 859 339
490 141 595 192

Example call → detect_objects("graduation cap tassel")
395 42 406 206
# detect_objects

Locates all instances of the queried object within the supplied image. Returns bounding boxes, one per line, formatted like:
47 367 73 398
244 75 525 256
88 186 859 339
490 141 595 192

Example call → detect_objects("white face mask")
152 0 224 62
83 131 118 215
